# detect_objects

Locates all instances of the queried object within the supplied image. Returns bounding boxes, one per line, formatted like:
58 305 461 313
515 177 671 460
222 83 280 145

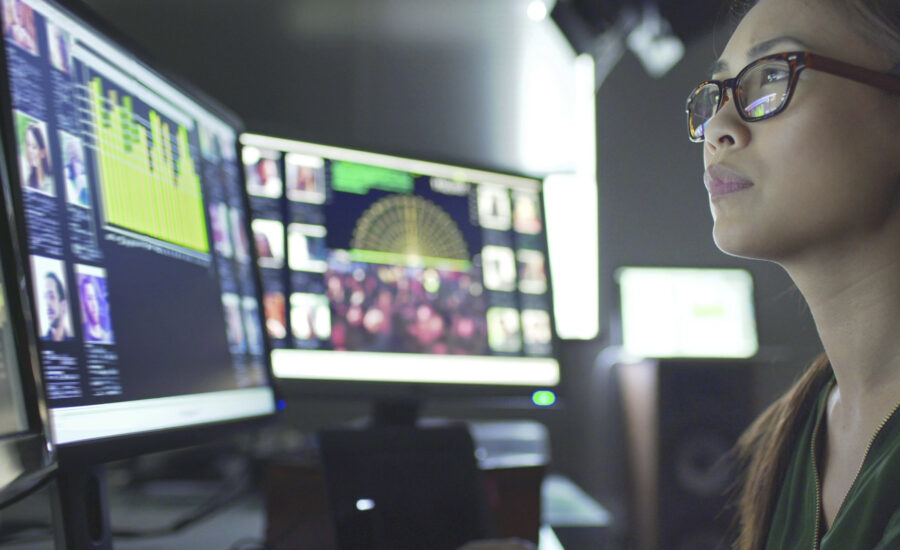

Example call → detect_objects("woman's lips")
704 165 754 198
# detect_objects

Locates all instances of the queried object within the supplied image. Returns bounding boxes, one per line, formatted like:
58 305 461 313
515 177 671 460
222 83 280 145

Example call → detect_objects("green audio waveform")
89 77 208 253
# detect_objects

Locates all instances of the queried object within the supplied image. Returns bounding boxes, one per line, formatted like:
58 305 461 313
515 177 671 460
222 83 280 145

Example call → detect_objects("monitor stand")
52 463 113 550
370 397 422 427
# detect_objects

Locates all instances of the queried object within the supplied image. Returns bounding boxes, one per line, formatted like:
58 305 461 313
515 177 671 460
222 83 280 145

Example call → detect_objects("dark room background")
70 0 824 531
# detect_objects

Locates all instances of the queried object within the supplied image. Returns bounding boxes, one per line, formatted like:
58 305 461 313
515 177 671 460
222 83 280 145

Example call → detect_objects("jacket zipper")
811 392 826 550
811 388 900 550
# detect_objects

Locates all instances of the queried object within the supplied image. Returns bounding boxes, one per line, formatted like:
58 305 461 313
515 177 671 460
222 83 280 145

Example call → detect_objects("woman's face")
83 281 99 325
26 129 43 168
702 0 900 262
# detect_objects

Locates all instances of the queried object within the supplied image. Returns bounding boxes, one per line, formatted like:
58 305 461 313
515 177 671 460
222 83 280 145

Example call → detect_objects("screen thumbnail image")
481 246 516 292
486 307 522 353
252 219 284 269
75 265 114 344
46 20 72 73
517 249 547 294
198 126 236 163
290 293 331 342
209 202 233 258
513 191 542 234
477 184 511 231
325 261 488 355
287 223 327 273
241 296 264 355
285 153 326 204
3 0 38 55
59 130 91 208
221 293 245 353
15 111 54 196
521 309 552 346
263 291 287 340
30 255 74 342
230 208 251 263
243 147 283 199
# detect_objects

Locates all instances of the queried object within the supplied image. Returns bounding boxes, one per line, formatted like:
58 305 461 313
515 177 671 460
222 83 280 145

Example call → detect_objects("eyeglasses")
685 51 900 143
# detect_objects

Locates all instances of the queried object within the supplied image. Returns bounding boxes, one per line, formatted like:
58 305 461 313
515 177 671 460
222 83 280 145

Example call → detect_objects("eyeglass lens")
688 58 792 140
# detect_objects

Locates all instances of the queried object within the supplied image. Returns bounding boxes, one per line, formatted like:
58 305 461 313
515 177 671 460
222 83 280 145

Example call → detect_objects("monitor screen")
616 267 759 359
240 134 560 388
0 0 276 448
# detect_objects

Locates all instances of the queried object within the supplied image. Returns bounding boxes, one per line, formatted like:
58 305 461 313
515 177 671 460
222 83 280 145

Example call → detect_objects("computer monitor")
0 0 277 545
615 266 759 359
240 133 560 413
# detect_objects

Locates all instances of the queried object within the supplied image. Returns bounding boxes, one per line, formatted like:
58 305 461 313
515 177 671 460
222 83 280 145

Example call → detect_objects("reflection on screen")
1 0 275 444
241 134 560 387
0 265 28 436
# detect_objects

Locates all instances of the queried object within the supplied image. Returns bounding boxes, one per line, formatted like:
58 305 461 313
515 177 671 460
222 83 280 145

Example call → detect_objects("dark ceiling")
559 0 734 44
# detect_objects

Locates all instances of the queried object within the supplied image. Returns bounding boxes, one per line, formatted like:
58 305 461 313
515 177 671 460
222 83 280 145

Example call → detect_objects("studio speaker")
618 359 755 550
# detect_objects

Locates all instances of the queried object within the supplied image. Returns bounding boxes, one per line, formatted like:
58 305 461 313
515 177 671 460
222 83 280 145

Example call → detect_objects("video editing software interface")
241 134 560 387
1 0 276 446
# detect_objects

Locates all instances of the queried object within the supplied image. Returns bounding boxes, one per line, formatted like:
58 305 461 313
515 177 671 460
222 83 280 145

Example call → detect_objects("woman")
685 0 900 548
80 276 111 343
24 124 52 194
64 138 89 206
466 0 899 548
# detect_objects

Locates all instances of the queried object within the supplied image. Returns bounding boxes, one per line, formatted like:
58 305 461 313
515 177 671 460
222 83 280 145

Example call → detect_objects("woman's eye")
761 68 789 84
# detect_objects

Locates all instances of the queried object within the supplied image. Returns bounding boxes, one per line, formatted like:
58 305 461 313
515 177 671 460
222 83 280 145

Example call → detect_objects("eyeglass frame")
685 50 900 143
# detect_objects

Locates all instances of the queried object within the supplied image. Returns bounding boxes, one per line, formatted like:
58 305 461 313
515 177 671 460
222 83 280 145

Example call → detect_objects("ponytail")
732 353 833 550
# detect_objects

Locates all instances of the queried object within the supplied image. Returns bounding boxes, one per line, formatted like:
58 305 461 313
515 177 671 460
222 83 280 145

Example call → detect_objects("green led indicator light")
532 390 556 407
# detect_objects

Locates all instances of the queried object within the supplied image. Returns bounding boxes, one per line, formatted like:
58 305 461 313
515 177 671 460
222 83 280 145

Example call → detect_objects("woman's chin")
712 226 774 261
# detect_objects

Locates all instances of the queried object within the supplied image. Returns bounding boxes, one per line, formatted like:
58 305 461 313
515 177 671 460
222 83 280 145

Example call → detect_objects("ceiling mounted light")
527 0 549 21
625 3 684 78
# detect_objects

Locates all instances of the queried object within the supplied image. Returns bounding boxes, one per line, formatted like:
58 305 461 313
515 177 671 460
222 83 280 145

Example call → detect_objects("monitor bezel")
0 0 279 465
240 132 564 403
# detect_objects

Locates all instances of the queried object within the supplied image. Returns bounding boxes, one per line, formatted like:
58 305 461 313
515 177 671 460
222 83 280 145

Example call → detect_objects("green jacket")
766 376 900 549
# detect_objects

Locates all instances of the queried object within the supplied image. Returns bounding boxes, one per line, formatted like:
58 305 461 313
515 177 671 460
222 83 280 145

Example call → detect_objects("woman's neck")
782 228 900 416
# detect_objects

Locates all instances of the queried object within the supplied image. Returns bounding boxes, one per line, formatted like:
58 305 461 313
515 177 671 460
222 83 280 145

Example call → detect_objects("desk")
3 474 612 549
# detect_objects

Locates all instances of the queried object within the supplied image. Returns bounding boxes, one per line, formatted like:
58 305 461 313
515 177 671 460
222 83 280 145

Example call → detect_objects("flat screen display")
240 134 560 387
1 0 276 445
616 267 759 359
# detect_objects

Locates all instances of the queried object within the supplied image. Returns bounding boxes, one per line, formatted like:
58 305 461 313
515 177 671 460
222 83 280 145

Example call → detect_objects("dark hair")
45 271 66 302
25 124 50 184
727 2 900 549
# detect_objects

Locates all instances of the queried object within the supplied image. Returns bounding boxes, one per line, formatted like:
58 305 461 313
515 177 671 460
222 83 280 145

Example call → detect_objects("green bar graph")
88 77 208 253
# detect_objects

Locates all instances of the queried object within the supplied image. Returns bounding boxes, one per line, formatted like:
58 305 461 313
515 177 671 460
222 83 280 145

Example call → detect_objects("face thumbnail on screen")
240 134 560 387
1 0 275 445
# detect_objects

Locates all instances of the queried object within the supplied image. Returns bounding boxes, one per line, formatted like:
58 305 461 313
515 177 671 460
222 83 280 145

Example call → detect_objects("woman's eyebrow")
747 36 810 59
707 36 810 78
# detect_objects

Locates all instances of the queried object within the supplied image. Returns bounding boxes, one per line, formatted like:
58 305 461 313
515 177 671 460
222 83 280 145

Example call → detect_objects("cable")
0 520 54 547
112 474 252 539
227 537 266 550
0 466 57 511
0 470 57 546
